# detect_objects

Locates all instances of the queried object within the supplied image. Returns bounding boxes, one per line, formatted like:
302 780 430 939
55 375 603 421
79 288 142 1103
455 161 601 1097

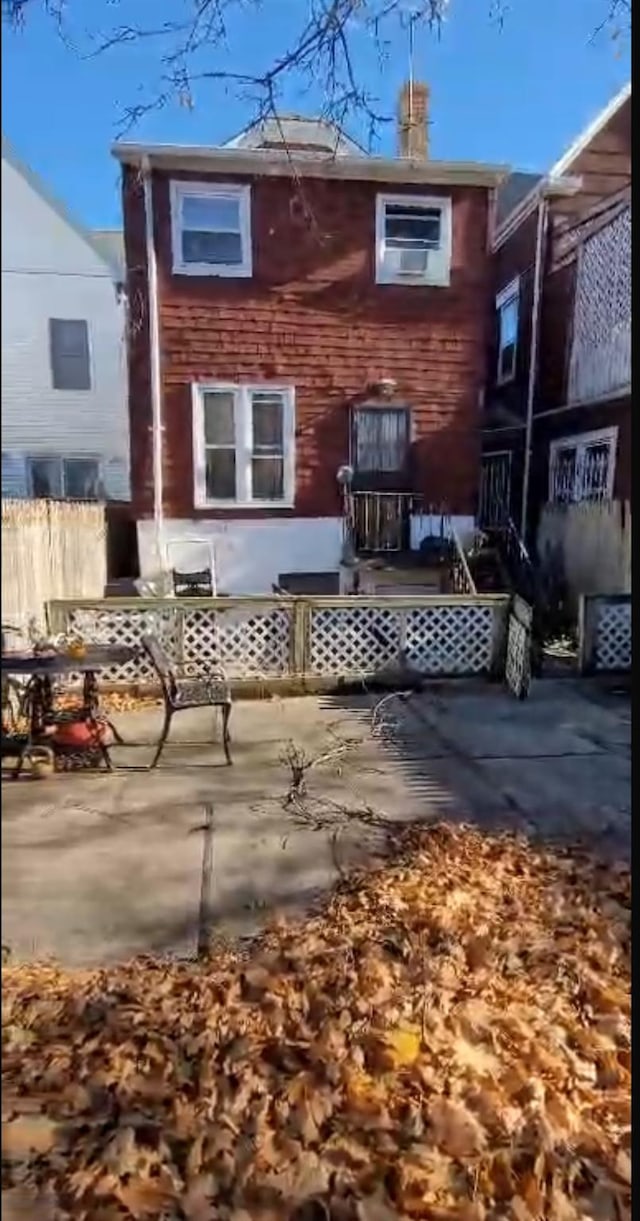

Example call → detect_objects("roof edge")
492 174 582 250
111 142 508 187
549 81 631 178
2 133 122 280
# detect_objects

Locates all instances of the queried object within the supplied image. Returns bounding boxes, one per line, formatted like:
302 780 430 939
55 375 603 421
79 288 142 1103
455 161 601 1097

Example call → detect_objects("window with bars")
352 407 410 473
548 428 617 504
49 319 91 390
375 194 452 286
496 278 519 384
193 384 295 507
170 181 252 277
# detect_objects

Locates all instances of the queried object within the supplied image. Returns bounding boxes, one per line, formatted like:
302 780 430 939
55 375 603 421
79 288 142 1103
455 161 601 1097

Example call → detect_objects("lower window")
549 427 617 504
27 456 102 500
192 383 295 507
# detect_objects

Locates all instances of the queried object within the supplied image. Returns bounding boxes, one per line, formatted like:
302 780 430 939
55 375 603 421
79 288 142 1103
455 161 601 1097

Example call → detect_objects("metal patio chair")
141 633 232 768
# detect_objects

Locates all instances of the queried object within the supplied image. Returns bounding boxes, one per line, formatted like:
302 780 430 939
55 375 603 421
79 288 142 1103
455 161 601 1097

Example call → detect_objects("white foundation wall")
138 514 477 595
137 518 345 594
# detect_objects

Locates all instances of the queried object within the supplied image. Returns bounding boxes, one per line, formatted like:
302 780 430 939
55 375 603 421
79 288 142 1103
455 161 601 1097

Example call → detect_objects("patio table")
1 645 135 777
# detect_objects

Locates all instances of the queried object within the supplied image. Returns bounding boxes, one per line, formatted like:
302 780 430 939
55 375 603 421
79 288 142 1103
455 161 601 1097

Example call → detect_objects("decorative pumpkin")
52 720 112 748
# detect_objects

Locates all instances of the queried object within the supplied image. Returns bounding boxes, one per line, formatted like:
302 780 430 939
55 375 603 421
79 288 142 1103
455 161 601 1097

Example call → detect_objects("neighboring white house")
1 136 129 501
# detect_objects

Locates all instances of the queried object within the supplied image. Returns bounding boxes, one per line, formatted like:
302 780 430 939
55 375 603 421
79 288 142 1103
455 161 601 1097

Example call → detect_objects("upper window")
192 383 294 507
49 319 91 390
27 456 101 500
375 194 452 287
496 279 519 385
170 182 252 277
549 427 617 504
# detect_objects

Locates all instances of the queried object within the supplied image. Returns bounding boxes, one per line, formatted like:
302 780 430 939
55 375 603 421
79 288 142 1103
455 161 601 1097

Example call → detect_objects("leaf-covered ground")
2 824 630 1221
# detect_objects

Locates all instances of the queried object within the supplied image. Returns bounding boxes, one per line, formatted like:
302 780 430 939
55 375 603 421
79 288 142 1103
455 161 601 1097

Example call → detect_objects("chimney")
398 81 430 159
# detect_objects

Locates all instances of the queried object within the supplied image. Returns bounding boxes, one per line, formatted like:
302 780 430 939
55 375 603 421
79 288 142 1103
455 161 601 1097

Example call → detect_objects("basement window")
375 194 452 286
192 383 295 508
496 278 520 384
27 456 102 500
170 181 252 277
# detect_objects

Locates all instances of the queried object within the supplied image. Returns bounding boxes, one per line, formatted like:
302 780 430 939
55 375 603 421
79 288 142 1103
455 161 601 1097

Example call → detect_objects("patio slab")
1 678 630 966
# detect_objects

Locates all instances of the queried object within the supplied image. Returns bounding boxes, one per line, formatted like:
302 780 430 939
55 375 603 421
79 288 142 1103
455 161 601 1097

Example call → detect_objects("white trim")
548 426 618 503
25 453 104 499
113 142 508 188
170 180 252 278
491 175 582 251
48 316 93 392
192 382 295 509
375 193 452 287
549 82 631 178
495 276 520 386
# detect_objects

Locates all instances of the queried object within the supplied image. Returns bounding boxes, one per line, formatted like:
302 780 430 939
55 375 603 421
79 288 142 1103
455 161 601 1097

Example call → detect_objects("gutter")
141 155 165 574
111 143 508 189
519 195 547 539
492 174 582 251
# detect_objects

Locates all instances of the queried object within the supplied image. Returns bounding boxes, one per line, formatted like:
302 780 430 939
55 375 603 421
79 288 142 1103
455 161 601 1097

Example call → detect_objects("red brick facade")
123 167 493 521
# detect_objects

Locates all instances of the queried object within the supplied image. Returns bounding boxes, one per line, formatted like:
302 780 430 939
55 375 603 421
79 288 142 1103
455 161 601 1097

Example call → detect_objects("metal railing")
348 491 418 552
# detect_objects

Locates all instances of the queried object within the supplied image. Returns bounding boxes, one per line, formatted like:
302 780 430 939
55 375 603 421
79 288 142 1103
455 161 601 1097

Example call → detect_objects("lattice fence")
579 594 631 675
505 596 532 700
47 595 510 686
568 206 631 404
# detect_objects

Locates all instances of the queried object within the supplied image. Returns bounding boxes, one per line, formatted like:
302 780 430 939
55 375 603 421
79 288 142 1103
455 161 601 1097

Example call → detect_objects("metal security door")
479 451 512 528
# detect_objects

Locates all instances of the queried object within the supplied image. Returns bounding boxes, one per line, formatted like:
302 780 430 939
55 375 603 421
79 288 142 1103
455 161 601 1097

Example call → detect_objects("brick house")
481 82 631 589
114 87 507 594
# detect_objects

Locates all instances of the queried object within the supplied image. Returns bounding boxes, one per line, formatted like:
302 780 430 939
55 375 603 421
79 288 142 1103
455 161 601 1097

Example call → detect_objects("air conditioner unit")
386 246 429 276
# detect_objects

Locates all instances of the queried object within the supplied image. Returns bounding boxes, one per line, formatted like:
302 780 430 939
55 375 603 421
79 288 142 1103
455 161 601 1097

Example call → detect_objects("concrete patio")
1 677 630 967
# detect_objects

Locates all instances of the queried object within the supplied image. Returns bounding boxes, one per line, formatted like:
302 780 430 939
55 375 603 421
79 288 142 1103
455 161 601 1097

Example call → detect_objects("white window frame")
48 317 93 391
375 193 452 287
548 426 618 504
170 181 252 277
495 277 520 386
192 383 295 509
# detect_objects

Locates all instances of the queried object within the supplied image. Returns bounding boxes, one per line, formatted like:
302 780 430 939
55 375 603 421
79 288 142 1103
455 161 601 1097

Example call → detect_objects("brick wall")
123 168 492 521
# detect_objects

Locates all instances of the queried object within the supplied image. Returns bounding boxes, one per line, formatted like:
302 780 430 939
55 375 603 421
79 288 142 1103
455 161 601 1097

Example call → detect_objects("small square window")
49 319 91 390
171 182 252 277
376 194 452 286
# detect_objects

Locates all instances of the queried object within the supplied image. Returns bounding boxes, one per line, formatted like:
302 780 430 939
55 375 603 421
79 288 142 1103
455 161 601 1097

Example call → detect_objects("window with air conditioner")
375 194 452 286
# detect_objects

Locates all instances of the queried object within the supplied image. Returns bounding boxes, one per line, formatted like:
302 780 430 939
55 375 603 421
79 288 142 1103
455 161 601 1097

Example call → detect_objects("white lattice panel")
310 607 401 676
594 602 631 672
181 607 291 678
569 207 631 403
505 614 531 699
65 606 181 684
405 605 494 675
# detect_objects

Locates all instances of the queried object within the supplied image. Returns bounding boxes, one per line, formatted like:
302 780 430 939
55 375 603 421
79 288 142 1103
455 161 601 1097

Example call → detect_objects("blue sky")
2 0 630 229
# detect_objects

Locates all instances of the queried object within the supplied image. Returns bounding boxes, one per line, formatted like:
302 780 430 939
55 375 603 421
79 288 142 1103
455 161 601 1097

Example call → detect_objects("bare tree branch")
2 1 630 141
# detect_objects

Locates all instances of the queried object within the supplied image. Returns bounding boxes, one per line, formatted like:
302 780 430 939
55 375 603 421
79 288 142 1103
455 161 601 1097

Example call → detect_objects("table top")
1 645 135 674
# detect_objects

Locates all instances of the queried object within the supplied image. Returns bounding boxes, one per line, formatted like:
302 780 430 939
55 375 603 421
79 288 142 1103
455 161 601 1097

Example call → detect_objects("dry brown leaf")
427 1098 486 1158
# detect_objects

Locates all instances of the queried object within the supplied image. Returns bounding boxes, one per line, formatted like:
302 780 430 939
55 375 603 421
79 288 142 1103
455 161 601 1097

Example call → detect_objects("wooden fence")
2 500 107 632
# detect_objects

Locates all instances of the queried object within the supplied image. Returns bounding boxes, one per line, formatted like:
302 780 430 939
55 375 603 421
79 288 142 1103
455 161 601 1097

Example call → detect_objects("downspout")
141 155 164 574
519 194 547 540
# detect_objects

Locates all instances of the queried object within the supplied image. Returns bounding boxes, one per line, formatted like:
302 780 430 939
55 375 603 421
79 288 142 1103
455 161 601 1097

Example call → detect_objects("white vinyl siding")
192 383 295 508
170 181 252 277
1 151 129 500
375 193 452 286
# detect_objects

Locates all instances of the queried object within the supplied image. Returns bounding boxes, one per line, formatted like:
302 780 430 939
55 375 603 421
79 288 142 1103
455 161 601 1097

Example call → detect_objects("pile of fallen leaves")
2 824 631 1220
